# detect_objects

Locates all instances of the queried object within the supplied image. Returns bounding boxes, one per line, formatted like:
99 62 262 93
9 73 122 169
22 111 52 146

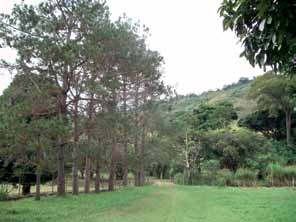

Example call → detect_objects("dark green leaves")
219 0 296 75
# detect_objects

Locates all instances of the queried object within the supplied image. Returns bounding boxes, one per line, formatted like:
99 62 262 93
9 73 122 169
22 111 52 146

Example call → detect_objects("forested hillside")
168 77 256 119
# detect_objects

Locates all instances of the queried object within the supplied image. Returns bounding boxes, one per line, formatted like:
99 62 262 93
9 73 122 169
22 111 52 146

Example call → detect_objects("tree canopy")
248 72 296 144
219 0 296 74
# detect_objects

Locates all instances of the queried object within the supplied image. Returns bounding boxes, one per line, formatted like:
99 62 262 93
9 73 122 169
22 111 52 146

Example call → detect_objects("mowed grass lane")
1 184 296 222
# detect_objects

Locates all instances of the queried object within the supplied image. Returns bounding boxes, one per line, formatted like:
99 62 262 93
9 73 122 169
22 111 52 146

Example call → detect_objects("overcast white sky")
0 0 263 95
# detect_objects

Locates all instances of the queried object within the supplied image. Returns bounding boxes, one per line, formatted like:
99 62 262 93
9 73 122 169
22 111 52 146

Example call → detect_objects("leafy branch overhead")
219 0 296 74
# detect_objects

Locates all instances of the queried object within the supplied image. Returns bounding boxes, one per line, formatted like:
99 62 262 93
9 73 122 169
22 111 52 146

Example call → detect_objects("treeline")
0 0 169 200
177 77 252 99
157 72 296 187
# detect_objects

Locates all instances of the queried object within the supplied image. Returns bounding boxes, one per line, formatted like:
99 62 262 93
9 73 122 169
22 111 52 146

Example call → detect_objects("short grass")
1 184 296 222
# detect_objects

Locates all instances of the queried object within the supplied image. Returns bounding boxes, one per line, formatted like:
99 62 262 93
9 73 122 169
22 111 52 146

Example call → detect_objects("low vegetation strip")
1 185 295 222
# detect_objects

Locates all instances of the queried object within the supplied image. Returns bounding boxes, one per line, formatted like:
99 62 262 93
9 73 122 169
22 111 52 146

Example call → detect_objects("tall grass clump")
0 184 11 201
235 168 257 186
267 163 296 186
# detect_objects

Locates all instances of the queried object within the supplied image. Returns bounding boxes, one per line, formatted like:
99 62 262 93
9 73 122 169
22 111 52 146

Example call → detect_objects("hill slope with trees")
167 77 256 119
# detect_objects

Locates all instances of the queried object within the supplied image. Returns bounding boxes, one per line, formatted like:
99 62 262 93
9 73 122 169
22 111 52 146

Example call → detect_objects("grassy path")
1 184 296 222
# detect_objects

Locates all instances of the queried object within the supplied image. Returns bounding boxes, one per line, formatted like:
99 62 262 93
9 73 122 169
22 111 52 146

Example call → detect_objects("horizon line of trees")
161 71 296 187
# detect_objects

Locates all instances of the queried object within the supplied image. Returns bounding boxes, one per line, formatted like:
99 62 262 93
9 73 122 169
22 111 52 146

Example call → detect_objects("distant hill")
167 77 257 119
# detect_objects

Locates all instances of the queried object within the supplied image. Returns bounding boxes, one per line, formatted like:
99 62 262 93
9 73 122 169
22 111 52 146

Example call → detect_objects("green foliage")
267 141 296 165
0 0 167 195
192 101 238 131
234 168 257 187
159 74 295 188
164 78 255 119
238 110 296 140
173 173 185 185
248 72 296 145
204 128 270 171
216 169 234 186
201 159 220 172
0 71 67 196
219 0 296 75
248 72 296 112
267 163 296 186
195 160 220 185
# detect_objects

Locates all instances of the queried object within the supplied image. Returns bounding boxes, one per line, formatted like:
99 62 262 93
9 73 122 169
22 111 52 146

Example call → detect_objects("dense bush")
174 173 185 185
197 171 217 185
216 169 234 186
194 160 220 185
204 128 270 171
235 168 257 186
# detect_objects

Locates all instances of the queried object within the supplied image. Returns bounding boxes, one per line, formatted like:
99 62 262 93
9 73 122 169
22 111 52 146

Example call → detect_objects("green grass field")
1 184 296 222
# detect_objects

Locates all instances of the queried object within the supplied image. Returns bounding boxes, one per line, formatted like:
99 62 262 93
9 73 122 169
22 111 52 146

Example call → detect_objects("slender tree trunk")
160 167 163 180
139 121 146 186
184 129 190 184
108 140 117 191
285 110 292 145
52 175 54 193
80 169 84 179
57 140 65 196
84 156 91 193
35 140 41 201
22 184 31 195
35 169 41 201
85 92 94 193
122 77 129 186
134 138 140 186
134 77 140 187
95 160 101 193
123 142 129 186
72 97 79 195
57 92 67 196
122 121 128 186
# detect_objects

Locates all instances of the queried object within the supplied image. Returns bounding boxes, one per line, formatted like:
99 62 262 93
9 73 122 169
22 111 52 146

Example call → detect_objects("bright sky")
0 0 263 95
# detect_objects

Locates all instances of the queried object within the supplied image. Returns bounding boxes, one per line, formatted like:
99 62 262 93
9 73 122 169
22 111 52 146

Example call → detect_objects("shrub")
284 166 296 181
198 170 216 185
235 168 257 186
174 173 185 185
216 169 234 186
